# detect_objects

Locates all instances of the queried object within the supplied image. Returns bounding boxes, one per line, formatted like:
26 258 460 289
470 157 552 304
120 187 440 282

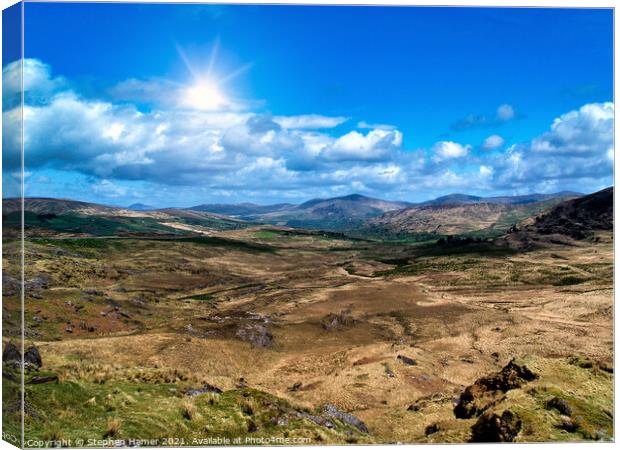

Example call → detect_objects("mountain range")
2 190 601 238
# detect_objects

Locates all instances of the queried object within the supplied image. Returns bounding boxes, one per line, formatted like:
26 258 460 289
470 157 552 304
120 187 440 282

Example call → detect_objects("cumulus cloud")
9 58 614 203
432 141 470 161
530 102 613 155
489 102 613 191
482 134 505 150
322 129 403 162
11 59 411 197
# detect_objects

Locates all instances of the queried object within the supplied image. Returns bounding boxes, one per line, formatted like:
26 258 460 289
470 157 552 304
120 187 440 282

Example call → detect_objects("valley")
2 188 613 444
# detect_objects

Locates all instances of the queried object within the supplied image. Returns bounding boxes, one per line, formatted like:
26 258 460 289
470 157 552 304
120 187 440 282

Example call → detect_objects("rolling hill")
2 198 249 236
257 194 413 230
497 187 613 247
364 196 578 238
419 191 582 206
189 202 294 218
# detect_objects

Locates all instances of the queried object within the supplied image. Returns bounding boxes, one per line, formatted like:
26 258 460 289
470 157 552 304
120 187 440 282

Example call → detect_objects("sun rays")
176 39 252 111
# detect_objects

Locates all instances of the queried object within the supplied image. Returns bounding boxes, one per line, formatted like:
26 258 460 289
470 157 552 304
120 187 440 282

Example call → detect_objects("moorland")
2 187 613 444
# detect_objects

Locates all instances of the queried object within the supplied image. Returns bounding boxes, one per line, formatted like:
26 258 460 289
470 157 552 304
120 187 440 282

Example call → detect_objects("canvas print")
2 3 614 446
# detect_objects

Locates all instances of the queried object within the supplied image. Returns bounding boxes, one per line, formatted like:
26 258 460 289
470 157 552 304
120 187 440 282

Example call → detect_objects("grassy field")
2 225 613 445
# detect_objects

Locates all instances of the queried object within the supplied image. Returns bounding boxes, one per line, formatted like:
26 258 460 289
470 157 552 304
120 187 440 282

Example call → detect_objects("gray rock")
297 412 335 429
323 403 369 433
186 383 223 396
397 355 417 366
24 346 42 370
3 341 21 365
546 397 572 416
235 324 274 348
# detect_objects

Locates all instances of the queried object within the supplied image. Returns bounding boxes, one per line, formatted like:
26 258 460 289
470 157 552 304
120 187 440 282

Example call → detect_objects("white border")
0 2 615 450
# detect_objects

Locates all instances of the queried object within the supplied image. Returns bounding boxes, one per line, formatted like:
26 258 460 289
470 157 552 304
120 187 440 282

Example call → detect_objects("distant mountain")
2 197 249 236
190 202 294 218
128 203 155 211
501 187 613 244
420 194 483 206
3 197 126 216
420 191 582 206
365 195 577 237
259 194 413 230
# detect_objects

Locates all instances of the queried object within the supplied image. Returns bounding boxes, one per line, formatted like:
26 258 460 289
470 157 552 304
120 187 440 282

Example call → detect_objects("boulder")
470 410 522 442
297 411 335 429
546 397 572 416
24 346 42 370
27 375 58 385
320 309 355 331
558 415 578 432
454 359 537 419
288 382 302 392
186 383 223 396
425 423 440 435
25 275 50 290
3 341 21 364
236 324 274 348
323 403 368 433
397 355 417 366
2 275 20 297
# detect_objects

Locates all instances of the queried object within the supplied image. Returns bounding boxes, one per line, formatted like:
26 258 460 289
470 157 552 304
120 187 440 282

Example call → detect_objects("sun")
182 81 228 111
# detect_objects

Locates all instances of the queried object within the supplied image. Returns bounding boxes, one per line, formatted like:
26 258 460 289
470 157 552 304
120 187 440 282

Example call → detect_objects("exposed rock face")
2 275 20 297
235 324 274 348
397 355 417 366
454 359 537 419
288 382 302 392
186 383 223 396
27 375 58 384
320 309 355 331
297 412 335 429
425 423 440 435
323 403 369 433
25 275 50 290
24 346 42 370
2 341 21 365
470 410 522 442
546 397 572 416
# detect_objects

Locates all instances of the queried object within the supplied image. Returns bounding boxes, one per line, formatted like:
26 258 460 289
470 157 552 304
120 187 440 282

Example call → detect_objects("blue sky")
2 4 614 206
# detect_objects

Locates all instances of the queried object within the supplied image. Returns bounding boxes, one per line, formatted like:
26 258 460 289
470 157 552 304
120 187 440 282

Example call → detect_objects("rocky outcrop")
320 309 355 331
470 410 522 442
397 355 417 366
186 383 223 396
24 346 42 370
3 341 21 365
454 359 537 419
235 324 274 348
323 403 368 433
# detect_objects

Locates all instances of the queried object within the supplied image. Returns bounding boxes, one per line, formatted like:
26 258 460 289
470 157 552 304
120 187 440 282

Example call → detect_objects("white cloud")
490 102 613 191
9 59 614 202
479 165 493 177
482 134 505 150
432 141 470 161
274 114 348 129
530 102 613 155
496 104 515 121
357 121 397 131
322 129 403 162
